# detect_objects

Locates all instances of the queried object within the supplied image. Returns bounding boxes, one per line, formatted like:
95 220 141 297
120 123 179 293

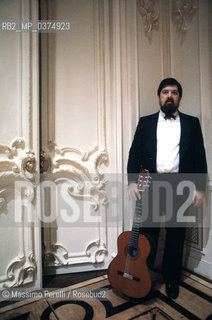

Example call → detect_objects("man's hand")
127 183 141 200
192 190 205 207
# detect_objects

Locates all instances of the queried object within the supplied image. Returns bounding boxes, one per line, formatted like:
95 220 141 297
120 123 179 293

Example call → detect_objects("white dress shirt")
156 110 181 173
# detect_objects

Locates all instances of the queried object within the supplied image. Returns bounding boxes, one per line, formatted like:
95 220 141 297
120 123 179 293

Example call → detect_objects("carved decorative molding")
43 142 109 211
0 253 37 288
137 0 198 39
0 137 37 217
0 177 37 288
0 183 15 214
0 137 37 288
44 240 108 266
22 154 36 174
43 142 109 267
172 0 197 33
137 0 159 39
0 137 37 178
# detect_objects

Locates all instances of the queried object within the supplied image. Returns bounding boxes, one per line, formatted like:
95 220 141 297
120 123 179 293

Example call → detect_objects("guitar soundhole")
127 245 138 258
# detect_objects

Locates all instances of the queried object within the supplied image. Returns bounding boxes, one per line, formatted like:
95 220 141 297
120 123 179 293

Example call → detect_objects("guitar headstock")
137 169 151 192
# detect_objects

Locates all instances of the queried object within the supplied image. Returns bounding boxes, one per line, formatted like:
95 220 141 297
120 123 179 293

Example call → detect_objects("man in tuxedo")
127 78 207 299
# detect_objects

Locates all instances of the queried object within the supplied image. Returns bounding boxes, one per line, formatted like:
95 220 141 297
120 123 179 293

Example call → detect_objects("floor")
0 270 106 310
43 269 107 289
0 270 211 319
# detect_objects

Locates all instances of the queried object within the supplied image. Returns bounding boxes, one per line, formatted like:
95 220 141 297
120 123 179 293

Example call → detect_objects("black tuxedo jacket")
127 111 207 190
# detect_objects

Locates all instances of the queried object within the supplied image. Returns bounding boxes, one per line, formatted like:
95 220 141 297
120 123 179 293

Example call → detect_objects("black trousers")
141 226 186 284
139 173 190 284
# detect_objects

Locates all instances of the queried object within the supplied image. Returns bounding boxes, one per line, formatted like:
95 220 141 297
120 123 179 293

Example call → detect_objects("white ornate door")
0 0 42 290
40 0 123 275
0 0 124 286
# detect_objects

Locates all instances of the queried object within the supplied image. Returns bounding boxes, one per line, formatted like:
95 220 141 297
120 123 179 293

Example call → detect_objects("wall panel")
41 0 119 274
0 0 41 290
0 0 21 144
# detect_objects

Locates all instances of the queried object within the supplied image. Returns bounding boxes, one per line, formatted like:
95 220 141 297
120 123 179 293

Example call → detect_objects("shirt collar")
159 110 179 120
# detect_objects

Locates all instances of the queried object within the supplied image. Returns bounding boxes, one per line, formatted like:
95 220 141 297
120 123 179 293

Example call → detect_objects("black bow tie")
164 114 176 120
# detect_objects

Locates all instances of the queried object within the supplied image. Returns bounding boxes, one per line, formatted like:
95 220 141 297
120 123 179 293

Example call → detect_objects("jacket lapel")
146 112 159 172
179 112 190 158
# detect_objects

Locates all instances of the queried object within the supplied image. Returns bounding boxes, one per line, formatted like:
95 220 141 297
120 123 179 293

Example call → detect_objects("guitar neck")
129 194 143 248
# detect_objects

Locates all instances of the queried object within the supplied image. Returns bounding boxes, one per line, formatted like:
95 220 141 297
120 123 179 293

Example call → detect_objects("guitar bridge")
117 270 140 282
123 272 133 280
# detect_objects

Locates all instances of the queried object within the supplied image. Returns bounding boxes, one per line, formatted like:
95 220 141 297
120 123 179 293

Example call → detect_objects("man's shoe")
165 282 179 299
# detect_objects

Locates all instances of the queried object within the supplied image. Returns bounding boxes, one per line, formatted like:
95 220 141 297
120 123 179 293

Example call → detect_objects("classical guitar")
108 170 151 298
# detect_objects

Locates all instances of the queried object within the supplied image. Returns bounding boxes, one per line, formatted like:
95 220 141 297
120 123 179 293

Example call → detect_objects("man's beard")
160 98 179 116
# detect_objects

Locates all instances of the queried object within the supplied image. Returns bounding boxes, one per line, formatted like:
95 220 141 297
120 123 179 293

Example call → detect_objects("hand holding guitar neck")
127 183 141 200
108 170 152 299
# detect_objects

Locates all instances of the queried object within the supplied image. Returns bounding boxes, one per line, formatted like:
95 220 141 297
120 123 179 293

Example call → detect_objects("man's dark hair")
157 78 183 97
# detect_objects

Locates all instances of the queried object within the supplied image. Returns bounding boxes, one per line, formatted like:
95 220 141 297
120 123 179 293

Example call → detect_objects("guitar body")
108 231 151 299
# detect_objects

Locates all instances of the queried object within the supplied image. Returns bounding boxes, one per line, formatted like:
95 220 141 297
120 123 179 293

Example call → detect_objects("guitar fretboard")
129 194 143 250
